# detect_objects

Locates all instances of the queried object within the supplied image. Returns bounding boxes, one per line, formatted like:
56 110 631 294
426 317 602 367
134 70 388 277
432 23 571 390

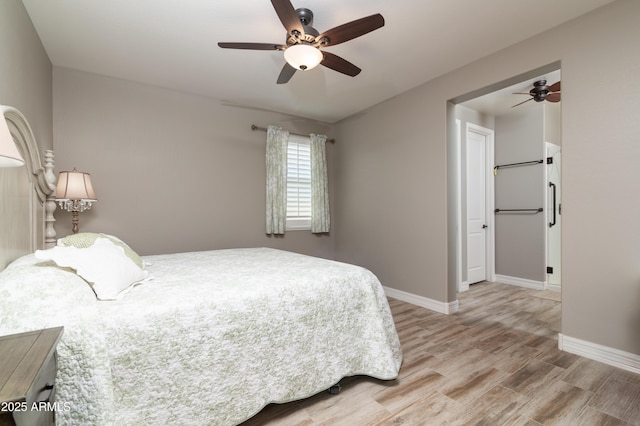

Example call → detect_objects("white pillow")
57 232 144 269
35 237 148 300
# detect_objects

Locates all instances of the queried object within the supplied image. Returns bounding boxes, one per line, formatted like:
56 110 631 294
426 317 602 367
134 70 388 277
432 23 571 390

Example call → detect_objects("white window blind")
286 135 311 230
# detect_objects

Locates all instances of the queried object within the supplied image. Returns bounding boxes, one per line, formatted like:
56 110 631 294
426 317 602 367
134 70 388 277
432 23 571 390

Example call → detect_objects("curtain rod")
251 124 335 143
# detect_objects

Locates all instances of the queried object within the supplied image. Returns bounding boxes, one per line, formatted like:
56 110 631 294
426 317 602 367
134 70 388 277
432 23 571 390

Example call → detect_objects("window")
286 135 311 230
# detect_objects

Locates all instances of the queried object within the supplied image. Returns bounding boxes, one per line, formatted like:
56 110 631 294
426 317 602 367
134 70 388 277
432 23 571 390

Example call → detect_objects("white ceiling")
21 0 614 123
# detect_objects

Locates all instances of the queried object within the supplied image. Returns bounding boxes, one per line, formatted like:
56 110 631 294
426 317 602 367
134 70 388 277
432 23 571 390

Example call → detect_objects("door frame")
545 142 561 291
459 122 495 292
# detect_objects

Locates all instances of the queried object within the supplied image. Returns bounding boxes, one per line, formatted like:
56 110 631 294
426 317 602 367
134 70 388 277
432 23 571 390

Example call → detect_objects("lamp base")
71 211 79 234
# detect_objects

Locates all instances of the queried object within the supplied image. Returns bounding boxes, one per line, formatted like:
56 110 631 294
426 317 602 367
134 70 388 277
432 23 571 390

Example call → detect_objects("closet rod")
494 208 543 213
493 159 543 175
251 124 335 143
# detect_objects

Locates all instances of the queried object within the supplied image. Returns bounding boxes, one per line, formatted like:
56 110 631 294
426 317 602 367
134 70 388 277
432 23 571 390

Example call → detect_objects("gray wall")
336 87 451 301
545 102 562 147
0 0 52 153
494 106 545 282
335 0 640 355
53 68 336 258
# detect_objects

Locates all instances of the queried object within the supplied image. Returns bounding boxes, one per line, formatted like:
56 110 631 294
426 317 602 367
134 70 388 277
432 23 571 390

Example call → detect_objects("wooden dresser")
0 327 63 426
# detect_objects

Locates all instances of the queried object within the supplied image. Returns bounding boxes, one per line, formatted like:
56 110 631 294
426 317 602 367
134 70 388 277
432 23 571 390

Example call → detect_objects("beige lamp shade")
56 169 97 234
0 115 25 167
56 169 97 201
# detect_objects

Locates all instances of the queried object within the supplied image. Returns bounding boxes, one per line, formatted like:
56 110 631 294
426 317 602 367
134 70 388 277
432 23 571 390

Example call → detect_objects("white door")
466 127 491 284
546 143 561 289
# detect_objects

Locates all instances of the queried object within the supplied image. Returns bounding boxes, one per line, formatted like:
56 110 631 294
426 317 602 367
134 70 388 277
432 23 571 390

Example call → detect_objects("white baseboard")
559 334 640 375
494 274 545 290
547 283 561 292
383 286 458 314
458 280 470 292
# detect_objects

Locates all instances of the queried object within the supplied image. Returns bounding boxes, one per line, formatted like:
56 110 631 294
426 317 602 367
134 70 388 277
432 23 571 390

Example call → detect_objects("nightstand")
0 327 63 426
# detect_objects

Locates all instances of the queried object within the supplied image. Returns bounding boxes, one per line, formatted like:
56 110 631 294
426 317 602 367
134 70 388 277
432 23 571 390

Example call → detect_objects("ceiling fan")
512 80 561 108
218 0 384 84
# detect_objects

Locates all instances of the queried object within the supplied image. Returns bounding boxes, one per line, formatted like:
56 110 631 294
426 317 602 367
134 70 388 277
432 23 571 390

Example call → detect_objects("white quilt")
0 248 402 425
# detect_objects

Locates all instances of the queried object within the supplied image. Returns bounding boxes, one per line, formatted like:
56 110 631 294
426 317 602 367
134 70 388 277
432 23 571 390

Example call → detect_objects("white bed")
0 106 402 425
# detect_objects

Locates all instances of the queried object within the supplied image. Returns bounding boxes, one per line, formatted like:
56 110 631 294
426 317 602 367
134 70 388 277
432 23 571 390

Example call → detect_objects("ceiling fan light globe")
284 44 323 71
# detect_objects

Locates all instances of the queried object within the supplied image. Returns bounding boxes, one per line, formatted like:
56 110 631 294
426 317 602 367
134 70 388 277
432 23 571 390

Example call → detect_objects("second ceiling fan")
512 80 561 108
218 0 384 84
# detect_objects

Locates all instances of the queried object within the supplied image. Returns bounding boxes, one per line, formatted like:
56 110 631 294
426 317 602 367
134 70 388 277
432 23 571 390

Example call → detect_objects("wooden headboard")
0 105 57 270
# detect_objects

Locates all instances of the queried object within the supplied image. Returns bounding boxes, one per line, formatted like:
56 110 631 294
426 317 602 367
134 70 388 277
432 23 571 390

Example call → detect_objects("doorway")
450 65 562 297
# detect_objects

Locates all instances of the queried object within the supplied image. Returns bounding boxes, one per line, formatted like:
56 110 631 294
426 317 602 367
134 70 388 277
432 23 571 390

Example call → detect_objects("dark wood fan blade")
320 51 361 77
218 42 285 51
271 0 304 36
546 93 561 102
316 14 384 47
512 97 533 108
548 81 561 92
277 63 297 84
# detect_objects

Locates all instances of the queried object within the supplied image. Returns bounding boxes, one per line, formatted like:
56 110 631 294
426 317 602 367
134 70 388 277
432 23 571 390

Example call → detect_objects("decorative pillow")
58 232 144 269
36 237 149 300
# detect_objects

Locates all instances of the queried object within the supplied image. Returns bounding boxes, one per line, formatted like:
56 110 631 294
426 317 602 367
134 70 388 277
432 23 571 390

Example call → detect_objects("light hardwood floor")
241 282 640 425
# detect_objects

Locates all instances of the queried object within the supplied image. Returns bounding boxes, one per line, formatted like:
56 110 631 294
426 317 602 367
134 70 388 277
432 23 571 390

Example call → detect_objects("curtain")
310 133 330 233
265 126 288 234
